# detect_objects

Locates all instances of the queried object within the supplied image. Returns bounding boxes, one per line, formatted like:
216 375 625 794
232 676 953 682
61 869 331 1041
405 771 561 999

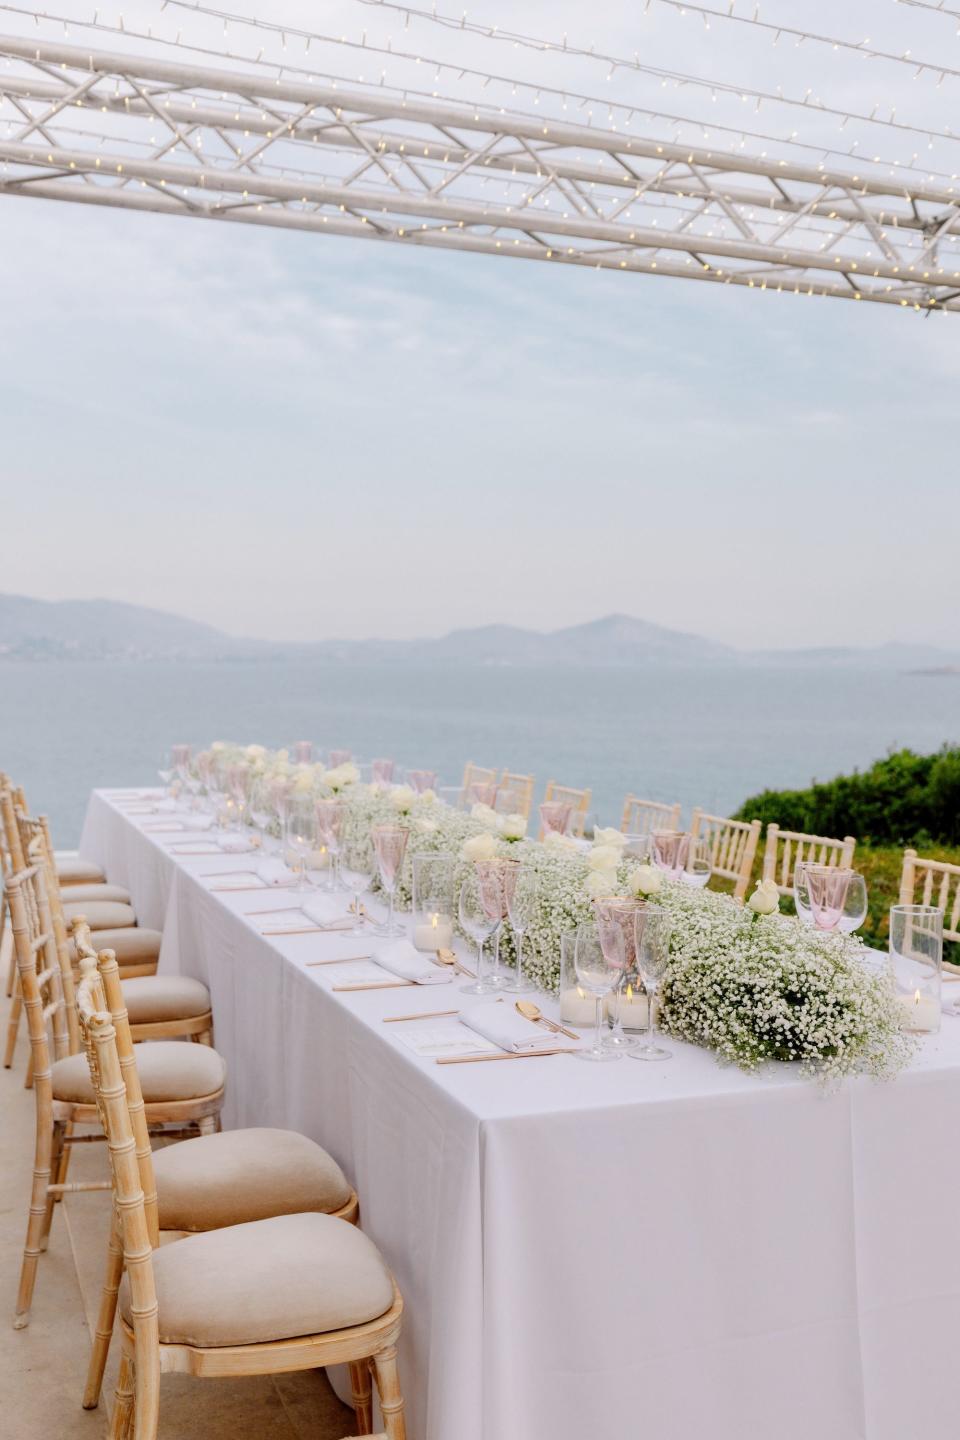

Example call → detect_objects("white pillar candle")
896 989 941 1033
605 985 651 1030
560 986 598 1026
413 913 454 952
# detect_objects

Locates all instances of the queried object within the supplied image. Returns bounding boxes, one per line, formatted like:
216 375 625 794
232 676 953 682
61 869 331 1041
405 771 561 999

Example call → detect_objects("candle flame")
430 913 439 928
625 983 634 1000
914 989 922 1005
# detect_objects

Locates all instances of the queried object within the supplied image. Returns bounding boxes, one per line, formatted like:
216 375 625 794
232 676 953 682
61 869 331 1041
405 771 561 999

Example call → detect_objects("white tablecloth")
81 790 960 1440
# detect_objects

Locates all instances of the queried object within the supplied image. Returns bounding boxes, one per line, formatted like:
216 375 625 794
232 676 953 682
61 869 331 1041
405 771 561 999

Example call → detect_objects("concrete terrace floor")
0 977 358 1439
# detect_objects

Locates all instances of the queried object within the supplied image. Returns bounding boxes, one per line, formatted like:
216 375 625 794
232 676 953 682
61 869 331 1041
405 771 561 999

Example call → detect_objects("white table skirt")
81 790 960 1440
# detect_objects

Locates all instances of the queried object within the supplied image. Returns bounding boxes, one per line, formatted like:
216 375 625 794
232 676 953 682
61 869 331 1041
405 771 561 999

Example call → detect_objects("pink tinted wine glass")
806 867 853 931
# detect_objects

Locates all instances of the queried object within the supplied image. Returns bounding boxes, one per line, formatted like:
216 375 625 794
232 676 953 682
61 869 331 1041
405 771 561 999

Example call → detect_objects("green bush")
733 745 960 847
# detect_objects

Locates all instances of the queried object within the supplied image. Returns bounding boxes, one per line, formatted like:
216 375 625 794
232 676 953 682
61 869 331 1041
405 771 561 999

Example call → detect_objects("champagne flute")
630 905 672 1061
499 859 537 994
371 824 409 938
341 838 376 934
573 922 622 1062
458 866 503 996
315 799 346 892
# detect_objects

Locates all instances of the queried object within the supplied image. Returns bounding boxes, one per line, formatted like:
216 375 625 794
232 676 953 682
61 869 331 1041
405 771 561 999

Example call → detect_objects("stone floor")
0 972 358 1439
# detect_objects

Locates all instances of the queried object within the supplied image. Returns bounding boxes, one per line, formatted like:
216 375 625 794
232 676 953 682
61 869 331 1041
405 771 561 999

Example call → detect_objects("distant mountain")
1 593 958 670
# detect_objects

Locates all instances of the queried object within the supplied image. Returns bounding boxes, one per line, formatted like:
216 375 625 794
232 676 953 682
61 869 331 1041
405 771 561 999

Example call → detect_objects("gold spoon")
515 999 580 1041
434 947 476 979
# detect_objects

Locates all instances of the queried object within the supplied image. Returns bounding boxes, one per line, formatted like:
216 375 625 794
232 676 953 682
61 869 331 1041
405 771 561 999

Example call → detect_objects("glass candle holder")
411 851 455 953
560 929 601 1026
890 904 943 1033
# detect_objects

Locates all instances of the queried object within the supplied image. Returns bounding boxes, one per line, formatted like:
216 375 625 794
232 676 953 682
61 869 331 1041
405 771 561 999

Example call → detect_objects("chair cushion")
67 928 162 970
52 1041 225 1105
62 900 137 930
119 1213 394 1346
56 858 106 886
57 882 132 905
153 1128 352 1232
122 975 210 1025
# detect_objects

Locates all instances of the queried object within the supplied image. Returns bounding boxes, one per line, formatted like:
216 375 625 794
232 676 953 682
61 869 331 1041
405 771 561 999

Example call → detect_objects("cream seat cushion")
52 1041 225 1105
56 858 106 886
121 975 211 1025
57 882 132 905
152 1128 352 1232
62 899 137 930
119 1213 394 1347
67 927 162 969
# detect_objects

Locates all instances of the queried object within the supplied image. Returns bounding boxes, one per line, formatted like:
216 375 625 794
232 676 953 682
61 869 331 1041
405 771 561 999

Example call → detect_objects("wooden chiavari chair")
762 825 857 897
77 938 361 1412
900 850 960 947
620 796 682 838
75 959 406 1440
498 770 535 821
689 809 762 901
541 781 592 838
7 864 226 1329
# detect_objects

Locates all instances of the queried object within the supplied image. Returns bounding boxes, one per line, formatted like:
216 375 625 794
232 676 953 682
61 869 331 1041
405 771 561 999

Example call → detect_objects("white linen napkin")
373 940 452 986
459 1000 557 1052
302 895 354 930
218 833 256 853
256 858 296 886
182 814 215 832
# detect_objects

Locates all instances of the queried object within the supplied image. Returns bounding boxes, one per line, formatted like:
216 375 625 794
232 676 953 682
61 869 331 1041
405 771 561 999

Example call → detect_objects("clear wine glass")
806 866 853 931
286 797 317 893
499 859 537 994
681 837 713 889
371 824 409 937
458 866 503 996
248 776 276 855
651 830 691 879
793 860 813 925
315 799 346 893
630 905 673 1061
838 873 868 934
341 837 376 934
593 895 642 1053
573 922 622 1062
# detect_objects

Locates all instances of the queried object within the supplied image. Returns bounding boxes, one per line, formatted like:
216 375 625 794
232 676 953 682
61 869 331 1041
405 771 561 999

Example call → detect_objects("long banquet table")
81 789 960 1440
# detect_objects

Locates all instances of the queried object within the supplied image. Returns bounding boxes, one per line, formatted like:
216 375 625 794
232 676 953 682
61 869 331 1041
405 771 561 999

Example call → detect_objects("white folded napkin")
256 858 296 886
154 798 180 813
459 1000 555 1052
218 833 255 853
182 814 215 832
373 940 452 986
302 895 354 930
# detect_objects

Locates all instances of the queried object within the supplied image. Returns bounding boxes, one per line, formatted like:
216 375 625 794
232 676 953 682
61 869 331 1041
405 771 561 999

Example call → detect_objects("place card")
392 1018 501 1059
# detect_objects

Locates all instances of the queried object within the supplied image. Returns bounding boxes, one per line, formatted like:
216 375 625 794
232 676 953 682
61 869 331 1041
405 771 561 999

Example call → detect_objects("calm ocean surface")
2 659 959 846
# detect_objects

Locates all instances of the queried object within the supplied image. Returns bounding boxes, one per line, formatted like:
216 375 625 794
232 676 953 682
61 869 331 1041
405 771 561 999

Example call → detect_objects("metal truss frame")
2 32 960 311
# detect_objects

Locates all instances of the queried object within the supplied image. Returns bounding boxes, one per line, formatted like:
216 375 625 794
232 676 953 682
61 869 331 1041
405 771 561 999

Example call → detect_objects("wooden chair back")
541 781 592 838
497 771 535 820
689 809 762 900
16 813 81 1049
7 863 73 1080
1 778 27 875
900 850 960 943
762 824 856 896
620 796 682 838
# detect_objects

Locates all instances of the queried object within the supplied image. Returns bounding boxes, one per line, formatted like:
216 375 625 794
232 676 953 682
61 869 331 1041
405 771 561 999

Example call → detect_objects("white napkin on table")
256 858 296 886
218 833 256 853
373 940 452 986
302 895 355 930
182 814 215 832
459 1000 557 1052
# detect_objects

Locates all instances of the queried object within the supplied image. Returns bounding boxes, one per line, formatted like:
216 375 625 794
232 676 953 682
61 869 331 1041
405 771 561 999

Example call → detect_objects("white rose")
630 864 663 897
292 770 315 794
588 844 621 872
498 812 527 841
326 762 359 790
585 868 618 899
390 785 416 812
420 788 437 803
470 802 500 831
747 879 780 915
593 826 627 849
543 831 577 851
461 831 498 862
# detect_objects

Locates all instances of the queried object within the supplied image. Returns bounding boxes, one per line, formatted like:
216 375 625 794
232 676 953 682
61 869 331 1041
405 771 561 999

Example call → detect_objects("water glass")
286 798 317 893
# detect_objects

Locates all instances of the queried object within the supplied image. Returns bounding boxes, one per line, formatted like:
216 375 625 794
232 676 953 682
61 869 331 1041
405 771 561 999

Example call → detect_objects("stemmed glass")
793 861 813 925
498 860 537 994
651 830 691 879
806 866 853 931
630 905 673 1061
371 824 409 937
572 922 623 1062
286 797 318 893
593 895 643 1052
838 873 868 933
458 864 504 996
341 837 376 934
248 776 276 855
539 801 572 837
681 838 713 888
315 799 346 892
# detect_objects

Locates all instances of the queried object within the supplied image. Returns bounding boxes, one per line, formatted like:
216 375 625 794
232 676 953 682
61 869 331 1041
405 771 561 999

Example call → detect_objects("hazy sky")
1 0 959 649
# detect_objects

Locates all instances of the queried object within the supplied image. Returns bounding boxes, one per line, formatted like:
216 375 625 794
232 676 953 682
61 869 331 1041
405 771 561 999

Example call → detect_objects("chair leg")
84 1210 125 1409
372 1346 406 1440
349 1359 373 1435
23 1046 34 1090
3 970 22 1068
14 1117 54 1328
39 1122 66 1250
134 1329 161 1440
3 922 14 997
54 1120 74 1195
197 1115 216 1136
110 1352 135 1440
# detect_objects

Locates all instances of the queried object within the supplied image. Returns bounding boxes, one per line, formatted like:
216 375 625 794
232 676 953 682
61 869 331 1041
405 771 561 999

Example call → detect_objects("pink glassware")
407 769 438 794
651 830 691 879
806 866 853 931
171 744 191 769
292 741 313 764
539 800 573 837
593 896 642 970
328 749 352 767
315 799 346 848
468 781 498 808
475 859 509 924
371 758 396 784
371 824 409 936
